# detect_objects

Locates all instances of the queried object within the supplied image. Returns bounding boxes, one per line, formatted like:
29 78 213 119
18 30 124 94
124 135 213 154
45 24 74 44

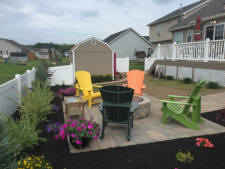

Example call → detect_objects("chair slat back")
182 80 205 114
127 70 145 95
75 71 93 96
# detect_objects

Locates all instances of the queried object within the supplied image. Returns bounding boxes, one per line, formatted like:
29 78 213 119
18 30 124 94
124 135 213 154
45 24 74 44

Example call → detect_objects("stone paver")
66 91 225 153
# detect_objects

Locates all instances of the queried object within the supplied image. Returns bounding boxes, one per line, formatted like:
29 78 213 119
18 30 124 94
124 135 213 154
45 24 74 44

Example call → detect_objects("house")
147 0 210 49
0 38 30 59
71 37 115 77
170 0 225 43
35 48 50 59
104 28 152 60
10 52 28 63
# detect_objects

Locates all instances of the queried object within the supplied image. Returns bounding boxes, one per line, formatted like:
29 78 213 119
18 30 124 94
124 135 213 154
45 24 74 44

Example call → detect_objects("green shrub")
0 120 18 169
176 149 194 163
35 60 52 82
20 81 54 126
165 75 174 80
206 81 219 89
91 74 112 83
159 72 165 79
5 116 45 155
183 77 193 84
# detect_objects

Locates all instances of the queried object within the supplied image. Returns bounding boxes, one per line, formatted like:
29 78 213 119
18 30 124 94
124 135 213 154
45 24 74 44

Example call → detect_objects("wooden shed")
71 37 115 79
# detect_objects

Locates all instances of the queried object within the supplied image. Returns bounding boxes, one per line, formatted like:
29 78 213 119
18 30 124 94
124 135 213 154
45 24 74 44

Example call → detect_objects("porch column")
157 44 161 59
172 42 177 61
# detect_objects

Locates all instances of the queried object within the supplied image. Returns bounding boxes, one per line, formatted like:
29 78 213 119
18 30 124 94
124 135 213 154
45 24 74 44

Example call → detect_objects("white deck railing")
144 39 225 72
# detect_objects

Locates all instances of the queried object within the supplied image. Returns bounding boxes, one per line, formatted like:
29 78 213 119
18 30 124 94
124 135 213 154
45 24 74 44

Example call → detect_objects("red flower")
195 138 215 148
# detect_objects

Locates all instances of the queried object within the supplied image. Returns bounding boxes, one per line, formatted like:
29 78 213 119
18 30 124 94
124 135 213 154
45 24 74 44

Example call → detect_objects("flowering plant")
216 107 225 122
195 138 215 148
17 155 52 169
57 88 76 96
50 117 101 146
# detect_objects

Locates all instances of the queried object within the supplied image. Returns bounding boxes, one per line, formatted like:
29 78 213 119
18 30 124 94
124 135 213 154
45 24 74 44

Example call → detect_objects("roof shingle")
148 0 208 26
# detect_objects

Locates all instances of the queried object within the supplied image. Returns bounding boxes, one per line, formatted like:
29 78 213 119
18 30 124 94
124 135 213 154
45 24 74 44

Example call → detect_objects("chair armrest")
168 95 190 99
142 84 146 89
160 100 192 106
75 86 91 92
130 102 138 112
92 84 103 88
99 102 103 112
123 84 128 87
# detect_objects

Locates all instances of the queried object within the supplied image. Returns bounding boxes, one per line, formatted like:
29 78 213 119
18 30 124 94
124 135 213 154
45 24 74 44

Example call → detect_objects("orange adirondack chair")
123 70 146 95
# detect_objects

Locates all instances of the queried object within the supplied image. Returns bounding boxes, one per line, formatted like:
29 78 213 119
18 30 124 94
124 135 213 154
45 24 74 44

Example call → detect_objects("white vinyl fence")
48 64 74 86
117 57 129 73
0 67 35 116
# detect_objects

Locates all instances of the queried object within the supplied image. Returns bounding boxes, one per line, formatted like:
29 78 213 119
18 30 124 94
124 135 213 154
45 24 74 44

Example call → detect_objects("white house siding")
0 39 21 57
109 30 151 59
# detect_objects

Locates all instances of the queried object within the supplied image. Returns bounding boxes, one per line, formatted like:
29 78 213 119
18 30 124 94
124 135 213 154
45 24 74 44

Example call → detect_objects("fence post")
26 70 31 88
15 74 21 103
204 38 209 62
157 44 161 59
172 42 177 61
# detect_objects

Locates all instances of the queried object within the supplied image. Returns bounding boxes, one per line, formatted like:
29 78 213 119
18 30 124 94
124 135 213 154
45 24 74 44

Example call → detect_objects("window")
91 39 96 46
173 32 183 43
215 24 224 40
157 24 162 33
187 30 193 42
6 50 8 55
205 24 224 40
0 50 2 54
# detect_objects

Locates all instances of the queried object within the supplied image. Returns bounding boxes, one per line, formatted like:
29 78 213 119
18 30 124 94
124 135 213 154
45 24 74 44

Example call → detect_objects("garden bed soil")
25 97 225 169
202 109 225 127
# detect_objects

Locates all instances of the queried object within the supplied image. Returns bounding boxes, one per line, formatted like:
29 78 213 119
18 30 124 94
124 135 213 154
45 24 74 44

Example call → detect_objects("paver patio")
66 92 225 153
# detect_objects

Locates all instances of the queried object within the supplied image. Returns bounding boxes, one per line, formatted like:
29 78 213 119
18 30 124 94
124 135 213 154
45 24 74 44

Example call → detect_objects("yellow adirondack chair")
75 71 102 108
123 70 146 95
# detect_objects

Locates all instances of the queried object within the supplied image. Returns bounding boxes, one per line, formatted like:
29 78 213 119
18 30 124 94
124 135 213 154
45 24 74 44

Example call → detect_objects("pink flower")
59 129 65 136
71 133 76 138
77 127 82 132
94 136 98 141
62 124 68 129
88 131 93 135
54 135 59 139
88 124 93 129
81 123 85 127
81 117 85 121
76 140 82 145
70 123 76 128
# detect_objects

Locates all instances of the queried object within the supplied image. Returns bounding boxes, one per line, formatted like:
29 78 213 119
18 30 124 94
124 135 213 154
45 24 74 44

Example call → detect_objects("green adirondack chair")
160 80 205 130
99 85 138 141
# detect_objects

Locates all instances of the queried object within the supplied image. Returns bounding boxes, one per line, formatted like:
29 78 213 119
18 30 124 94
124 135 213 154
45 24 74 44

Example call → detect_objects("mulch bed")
202 109 225 127
25 97 225 169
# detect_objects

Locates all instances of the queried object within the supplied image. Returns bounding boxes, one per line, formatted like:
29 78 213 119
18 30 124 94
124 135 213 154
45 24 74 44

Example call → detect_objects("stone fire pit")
132 94 151 120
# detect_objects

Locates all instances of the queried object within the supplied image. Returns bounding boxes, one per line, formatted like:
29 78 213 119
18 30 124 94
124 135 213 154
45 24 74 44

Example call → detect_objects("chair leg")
162 110 168 124
101 119 105 139
127 120 131 141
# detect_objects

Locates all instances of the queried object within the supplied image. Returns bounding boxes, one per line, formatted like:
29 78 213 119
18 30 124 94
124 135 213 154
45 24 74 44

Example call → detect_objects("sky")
0 0 199 45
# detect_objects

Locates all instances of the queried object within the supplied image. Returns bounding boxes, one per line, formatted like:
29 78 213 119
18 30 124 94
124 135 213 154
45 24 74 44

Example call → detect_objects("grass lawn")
0 61 37 85
144 75 225 100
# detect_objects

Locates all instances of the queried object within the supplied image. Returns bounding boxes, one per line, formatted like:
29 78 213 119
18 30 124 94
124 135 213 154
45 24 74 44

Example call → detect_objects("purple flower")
45 125 52 133
53 105 60 112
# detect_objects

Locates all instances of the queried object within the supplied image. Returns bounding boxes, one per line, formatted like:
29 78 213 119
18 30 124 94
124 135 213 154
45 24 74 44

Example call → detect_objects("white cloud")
0 0 198 44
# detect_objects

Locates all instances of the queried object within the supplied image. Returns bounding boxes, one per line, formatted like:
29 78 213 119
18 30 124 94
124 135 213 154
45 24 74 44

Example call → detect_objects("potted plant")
48 117 101 149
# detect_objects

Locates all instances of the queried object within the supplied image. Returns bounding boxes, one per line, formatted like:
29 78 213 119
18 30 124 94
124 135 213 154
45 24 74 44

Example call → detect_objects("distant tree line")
25 42 74 54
